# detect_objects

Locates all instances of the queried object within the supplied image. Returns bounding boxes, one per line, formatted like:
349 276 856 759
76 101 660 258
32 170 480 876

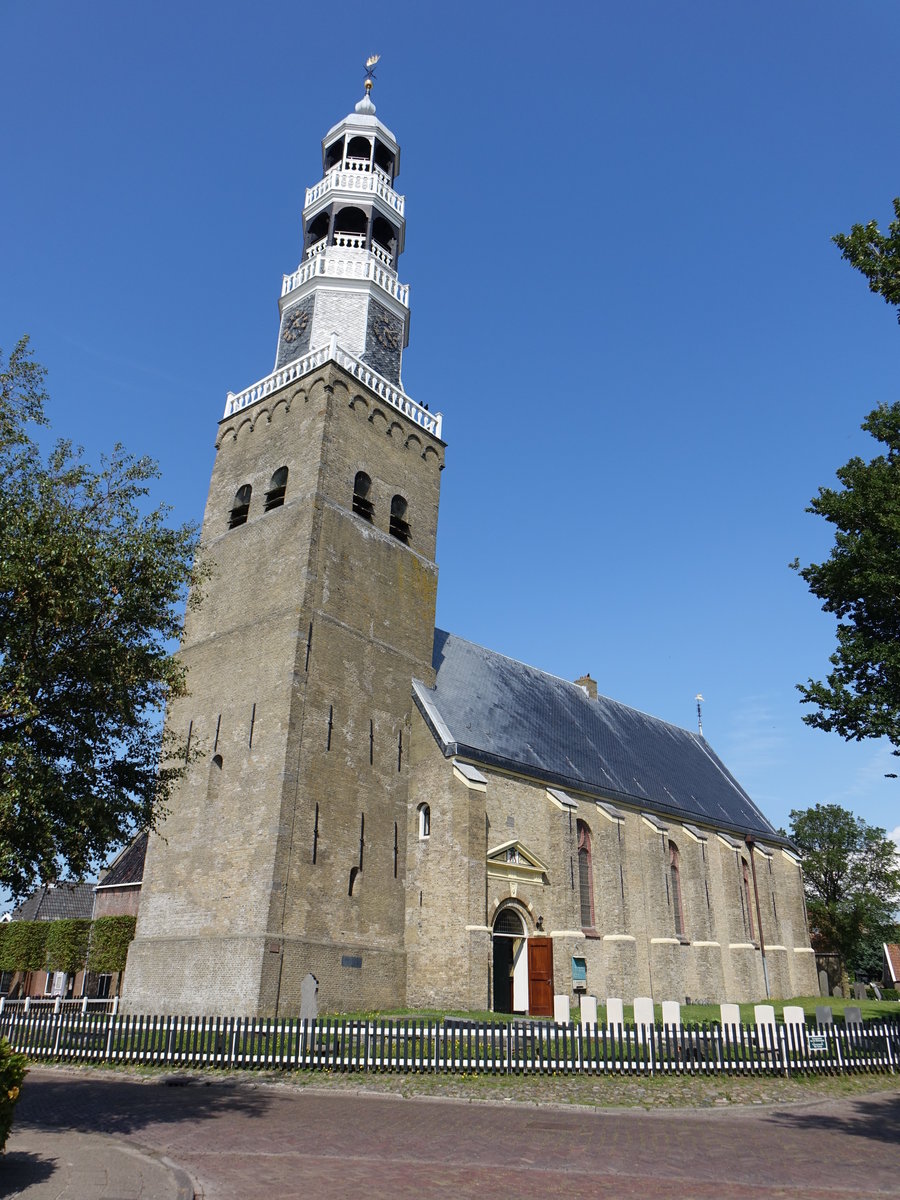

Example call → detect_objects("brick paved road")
12 1069 900 1199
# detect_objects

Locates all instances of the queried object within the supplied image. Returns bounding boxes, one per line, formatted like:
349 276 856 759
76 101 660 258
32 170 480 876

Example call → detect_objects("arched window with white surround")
418 803 430 840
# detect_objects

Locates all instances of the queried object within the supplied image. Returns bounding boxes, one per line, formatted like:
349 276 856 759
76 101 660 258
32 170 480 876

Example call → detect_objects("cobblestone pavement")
6 1068 899 1199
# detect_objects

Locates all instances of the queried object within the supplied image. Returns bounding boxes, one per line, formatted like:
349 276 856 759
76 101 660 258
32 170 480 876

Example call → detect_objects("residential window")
264 466 288 511
669 841 685 938
577 819 594 929
352 471 374 521
229 484 252 528
390 494 410 544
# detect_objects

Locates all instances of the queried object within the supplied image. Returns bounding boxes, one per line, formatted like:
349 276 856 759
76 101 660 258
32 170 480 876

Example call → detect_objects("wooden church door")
527 938 554 1017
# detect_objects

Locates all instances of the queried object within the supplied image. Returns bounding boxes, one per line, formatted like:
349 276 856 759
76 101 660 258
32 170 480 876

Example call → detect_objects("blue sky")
2 0 899 883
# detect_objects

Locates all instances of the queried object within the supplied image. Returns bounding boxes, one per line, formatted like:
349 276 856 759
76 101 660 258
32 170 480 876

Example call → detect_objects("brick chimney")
574 673 597 700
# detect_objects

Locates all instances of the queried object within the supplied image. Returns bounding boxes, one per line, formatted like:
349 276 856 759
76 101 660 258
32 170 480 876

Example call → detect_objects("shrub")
0 1038 27 1154
45 919 92 975
87 916 136 974
0 922 48 973
881 987 899 1001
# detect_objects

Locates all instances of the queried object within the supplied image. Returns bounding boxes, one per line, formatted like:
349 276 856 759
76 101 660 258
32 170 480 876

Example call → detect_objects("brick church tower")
124 75 445 1015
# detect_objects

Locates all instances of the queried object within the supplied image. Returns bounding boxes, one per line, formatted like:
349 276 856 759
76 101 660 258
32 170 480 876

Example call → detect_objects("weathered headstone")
579 995 598 1028
554 994 571 1024
844 1005 863 1025
852 982 868 1001
815 1005 833 1026
720 1002 741 1028
871 983 883 1001
606 997 624 1032
661 1000 681 1028
832 985 843 998
300 972 319 1022
818 969 830 997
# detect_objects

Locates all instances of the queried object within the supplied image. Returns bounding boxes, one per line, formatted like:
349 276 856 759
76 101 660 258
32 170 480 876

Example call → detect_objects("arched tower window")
576 819 594 929
371 214 397 266
390 494 410 544
229 484 252 528
264 467 288 511
346 135 372 168
742 857 756 941
305 210 329 255
333 205 367 249
669 841 685 937
418 803 430 839
352 471 374 521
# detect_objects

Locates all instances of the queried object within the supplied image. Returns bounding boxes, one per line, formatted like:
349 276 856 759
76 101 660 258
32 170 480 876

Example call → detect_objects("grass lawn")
326 996 900 1025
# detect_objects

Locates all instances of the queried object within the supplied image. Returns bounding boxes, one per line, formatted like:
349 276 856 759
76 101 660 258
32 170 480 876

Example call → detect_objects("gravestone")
844 1005 863 1025
783 1005 805 1027
818 969 830 997
852 982 868 1001
606 997 624 1032
633 996 654 1032
755 1004 776 1053
871 983 883 1001
815 1005 833 1026
661 1000 681 1028
832 985 843 998
553 994 570 1024
300 972 319 1022
579 995 598 1028
720 1002 741 1028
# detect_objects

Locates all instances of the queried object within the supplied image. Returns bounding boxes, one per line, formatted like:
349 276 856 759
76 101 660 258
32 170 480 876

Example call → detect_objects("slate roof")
96 832 148 889
10 883 95 922
414 629 783 843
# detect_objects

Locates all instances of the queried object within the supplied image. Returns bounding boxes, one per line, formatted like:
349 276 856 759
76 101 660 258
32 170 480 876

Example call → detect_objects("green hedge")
0 915 136 976
87 916 136 974
0 1038 27 1153
45 920 92 975
0 922 48 973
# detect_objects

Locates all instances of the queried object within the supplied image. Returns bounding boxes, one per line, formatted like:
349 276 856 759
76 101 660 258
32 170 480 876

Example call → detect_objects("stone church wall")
406 714 818 1008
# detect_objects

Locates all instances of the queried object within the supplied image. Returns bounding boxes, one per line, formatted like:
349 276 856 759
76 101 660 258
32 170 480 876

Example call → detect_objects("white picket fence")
1 1008 898 1077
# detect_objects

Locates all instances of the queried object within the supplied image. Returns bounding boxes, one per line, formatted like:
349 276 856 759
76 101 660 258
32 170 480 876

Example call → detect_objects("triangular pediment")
489 840 547 868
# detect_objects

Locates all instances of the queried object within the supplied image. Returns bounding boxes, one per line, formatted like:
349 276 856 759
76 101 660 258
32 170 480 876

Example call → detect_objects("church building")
123 78 818 1017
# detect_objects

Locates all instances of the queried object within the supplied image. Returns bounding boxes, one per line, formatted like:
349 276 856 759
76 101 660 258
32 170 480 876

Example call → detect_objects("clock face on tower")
276 298 315 368
283 308 310 343
373 312 400 351
363 300 403 384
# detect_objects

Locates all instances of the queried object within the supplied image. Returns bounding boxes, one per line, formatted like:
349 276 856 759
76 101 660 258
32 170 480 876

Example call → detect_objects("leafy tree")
832 196 900 322
793 200 900 747
0 338 203 896
789 804 900 976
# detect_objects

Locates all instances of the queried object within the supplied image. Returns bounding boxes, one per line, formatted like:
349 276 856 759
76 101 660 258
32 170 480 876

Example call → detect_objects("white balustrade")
305 169 404 215
223 338 442 439
333 230 366 249
282 250 408 307
370 241 392 266
304 237 327 260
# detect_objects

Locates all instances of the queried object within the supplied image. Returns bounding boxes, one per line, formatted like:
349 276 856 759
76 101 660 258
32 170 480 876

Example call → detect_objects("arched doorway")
491 906 527 1014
